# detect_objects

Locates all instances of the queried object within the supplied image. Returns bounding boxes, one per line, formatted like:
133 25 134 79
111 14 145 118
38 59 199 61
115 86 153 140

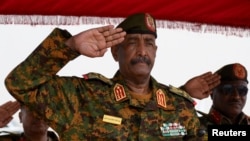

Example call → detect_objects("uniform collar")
111 71 175 111
208 106 249 124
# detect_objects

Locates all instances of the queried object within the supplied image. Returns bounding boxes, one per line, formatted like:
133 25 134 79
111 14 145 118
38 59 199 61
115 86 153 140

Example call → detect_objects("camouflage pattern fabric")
197 106 250 140
5 28 202 141
0 131 59 141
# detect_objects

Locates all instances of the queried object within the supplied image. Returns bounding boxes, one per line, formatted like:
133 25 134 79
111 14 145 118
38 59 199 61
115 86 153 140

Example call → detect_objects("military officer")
5 12 219 140
198 63 250 140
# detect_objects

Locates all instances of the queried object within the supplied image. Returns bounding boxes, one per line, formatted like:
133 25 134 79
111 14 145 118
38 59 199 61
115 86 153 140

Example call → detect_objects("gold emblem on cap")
145 13 156 32
233 63 246 79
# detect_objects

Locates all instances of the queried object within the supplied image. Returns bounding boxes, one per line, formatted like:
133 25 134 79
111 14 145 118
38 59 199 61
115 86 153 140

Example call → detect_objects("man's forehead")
220 80 248 86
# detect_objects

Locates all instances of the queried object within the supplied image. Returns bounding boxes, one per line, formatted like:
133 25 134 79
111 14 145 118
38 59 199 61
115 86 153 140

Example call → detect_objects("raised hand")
183 72 221 100
0 100 20 127
66 25 126 58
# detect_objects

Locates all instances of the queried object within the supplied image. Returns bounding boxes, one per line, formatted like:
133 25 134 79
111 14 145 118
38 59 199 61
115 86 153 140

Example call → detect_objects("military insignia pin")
156 89 167 109
145 13 156 32
114 84 127 102
160 122 187 137
233 63 246 79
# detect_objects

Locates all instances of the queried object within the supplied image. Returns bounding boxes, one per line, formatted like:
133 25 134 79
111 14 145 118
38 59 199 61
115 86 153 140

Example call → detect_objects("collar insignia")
210 108 222 124
114 84 127 102
156 89 167 109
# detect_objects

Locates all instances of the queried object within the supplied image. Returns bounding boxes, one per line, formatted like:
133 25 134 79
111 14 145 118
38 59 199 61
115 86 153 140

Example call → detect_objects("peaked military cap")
116 13 157 38
215 63 248 83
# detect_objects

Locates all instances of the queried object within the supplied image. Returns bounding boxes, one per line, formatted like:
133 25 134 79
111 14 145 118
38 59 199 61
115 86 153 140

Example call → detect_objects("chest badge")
160 122 187 137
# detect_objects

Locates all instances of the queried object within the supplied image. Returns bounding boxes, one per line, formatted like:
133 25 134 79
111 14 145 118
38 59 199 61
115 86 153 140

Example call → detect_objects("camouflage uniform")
197 107 250 140
199 107 250 125
5 18 201 141
0 131 59 141
197 63 250 141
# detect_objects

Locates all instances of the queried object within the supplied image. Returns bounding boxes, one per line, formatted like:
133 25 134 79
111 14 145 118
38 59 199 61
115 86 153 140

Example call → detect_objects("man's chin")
30 126 48 133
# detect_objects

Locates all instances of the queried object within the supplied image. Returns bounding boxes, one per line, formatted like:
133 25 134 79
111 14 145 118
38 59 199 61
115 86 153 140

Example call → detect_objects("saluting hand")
66 25 126 58
183 72 221 100
0 100 20 127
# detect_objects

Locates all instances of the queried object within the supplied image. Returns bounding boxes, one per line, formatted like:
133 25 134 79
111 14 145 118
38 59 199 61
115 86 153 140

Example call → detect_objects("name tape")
103 114 122 125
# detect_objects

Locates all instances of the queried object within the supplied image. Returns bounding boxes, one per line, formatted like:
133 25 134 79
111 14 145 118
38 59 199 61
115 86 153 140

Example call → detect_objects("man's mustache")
131 56 151 65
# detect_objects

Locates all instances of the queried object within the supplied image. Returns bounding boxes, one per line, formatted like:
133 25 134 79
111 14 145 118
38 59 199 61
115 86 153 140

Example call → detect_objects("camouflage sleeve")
4 28 81 131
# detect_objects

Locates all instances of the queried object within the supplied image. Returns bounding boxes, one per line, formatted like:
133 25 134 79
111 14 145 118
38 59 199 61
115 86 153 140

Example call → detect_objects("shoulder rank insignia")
82 72 113 85
169 85 196 106
113 83 127 102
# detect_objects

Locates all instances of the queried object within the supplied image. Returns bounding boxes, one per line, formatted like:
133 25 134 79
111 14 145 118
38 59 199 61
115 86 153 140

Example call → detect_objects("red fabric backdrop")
1 0 250 28
1 0 250 36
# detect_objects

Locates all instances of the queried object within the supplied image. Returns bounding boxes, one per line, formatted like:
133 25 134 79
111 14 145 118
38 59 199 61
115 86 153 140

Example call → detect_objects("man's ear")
111 45 119 61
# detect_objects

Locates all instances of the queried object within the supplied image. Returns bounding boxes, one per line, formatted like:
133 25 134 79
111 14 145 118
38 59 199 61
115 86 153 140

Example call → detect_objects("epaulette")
82 72 113 85
169 85 196 106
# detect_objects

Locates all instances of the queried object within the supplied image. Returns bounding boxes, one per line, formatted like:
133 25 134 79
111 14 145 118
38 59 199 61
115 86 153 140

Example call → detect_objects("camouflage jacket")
5 28 201 141
198 106 250 126
0 131 59 141
197 106 250 140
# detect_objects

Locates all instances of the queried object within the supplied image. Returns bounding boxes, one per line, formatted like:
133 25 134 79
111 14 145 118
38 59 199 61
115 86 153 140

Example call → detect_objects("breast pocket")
90 118 129 140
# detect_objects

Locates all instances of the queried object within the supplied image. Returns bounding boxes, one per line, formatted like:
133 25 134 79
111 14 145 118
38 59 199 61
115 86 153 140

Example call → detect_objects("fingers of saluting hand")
98 25 126 47
201 72 221 89
69 25 126 58
0 101 20 127
106 32 126 47
6 101 20 115
0 101 20 116
96 25 115 33
199 72 221 96
0 117 13 128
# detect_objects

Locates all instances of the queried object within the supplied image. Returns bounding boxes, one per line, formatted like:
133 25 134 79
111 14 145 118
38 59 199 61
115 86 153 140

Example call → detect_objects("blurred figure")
198 63 250 140
0 101 20 128
0 104 59 141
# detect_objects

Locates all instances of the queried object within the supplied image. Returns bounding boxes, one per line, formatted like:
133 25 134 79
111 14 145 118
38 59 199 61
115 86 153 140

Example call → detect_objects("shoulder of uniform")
169 85 196 105
0 133 21 140
196 110 208 117
47 131 59 141
247 115 250 120
53 28 72 38
196 110 211 127
82 72 113 85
